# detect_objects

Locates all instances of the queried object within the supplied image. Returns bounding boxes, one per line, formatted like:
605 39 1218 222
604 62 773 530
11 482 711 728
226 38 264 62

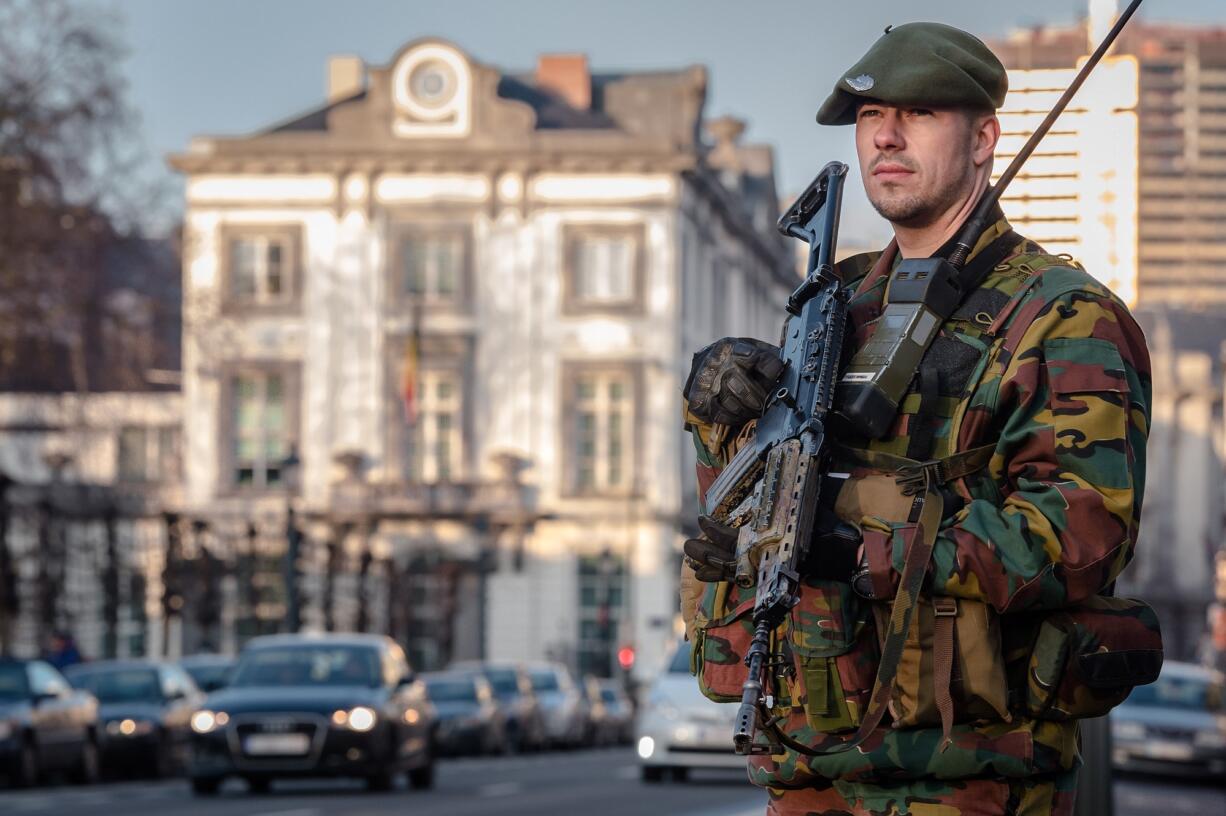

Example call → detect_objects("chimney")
327 55 366 104
536 54 591 110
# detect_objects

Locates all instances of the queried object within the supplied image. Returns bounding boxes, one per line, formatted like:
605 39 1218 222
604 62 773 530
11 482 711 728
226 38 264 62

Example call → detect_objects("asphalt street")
0 748 1221 816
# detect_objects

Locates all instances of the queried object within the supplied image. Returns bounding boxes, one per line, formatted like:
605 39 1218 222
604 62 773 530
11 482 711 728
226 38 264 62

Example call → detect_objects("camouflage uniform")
686 221 1152 815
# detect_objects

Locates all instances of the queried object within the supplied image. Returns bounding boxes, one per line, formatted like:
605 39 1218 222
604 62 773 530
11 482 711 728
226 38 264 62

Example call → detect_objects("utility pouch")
786 580 877 733
1024 596 1163 721
691 580 756 702
868 584 1012 729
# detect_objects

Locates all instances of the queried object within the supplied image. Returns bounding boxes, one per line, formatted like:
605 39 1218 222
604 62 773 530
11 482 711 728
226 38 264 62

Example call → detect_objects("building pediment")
168 39 708 173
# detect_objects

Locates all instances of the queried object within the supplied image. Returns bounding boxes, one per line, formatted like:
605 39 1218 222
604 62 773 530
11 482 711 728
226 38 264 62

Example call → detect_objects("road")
0 748 1221 815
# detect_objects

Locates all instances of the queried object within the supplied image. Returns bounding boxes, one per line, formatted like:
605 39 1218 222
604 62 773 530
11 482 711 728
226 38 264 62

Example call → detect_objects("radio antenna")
948 0 1145 268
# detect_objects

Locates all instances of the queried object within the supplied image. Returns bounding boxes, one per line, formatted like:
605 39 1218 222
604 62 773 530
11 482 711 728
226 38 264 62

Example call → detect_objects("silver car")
636 640 743 782
526 663 587 748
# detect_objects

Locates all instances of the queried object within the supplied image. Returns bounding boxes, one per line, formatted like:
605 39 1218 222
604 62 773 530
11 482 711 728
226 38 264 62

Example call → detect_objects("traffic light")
617 645 635 671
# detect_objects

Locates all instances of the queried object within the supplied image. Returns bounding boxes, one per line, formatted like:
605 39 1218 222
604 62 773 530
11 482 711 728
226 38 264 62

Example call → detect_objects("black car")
188 633 436 795
423 671 506 756
180 654 235 693
0 658 100 787
449 661 545 752
64 660 204 777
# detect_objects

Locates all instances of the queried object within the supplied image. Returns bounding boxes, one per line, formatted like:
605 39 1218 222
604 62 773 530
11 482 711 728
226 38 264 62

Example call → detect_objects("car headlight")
106 718 156 737
190 710 230 734
1111 720 1145 741
1194 729 1226 750
331 706 377 732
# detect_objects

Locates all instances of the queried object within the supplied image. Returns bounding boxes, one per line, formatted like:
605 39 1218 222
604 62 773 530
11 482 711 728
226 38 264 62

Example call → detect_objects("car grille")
227 713 328 770
1146 725 1196 741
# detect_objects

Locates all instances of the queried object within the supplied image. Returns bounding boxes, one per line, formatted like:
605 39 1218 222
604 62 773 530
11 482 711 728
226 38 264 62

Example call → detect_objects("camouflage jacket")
686 219 1152 790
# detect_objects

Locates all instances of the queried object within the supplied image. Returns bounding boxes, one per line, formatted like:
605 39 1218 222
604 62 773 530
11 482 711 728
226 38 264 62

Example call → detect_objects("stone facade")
168 39 793 679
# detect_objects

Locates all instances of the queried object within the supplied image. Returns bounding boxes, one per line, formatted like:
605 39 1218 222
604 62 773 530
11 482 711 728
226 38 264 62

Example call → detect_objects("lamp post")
281 447 302 634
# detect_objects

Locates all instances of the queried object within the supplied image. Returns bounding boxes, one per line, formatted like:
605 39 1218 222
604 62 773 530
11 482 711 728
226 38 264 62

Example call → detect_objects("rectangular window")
230 371 293 489
575 234 635 303
224 229 299 308
396 231 467 303
570 370 633 495
116 426 179 483
563 225 645 314
404 370 463 483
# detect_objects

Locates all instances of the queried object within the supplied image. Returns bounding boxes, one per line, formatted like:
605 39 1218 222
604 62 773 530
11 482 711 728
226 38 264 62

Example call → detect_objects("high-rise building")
990 9 1226 308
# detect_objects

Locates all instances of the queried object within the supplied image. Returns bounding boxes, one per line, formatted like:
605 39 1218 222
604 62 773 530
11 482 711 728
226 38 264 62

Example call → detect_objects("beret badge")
845 74 875 92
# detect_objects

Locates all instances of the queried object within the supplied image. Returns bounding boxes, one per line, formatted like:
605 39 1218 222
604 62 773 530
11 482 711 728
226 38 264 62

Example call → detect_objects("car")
423 670 506 756
449 661 546 752
180 654 235 693
1110 659 1226 779
64 659 204 778
186 633 436 795
525 662 587 747
0 658 100 787
636 639 743 782
592 678 634 746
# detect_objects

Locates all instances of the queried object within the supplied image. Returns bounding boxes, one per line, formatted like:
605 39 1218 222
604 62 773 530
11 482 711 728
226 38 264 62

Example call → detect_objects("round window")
408 60 457 109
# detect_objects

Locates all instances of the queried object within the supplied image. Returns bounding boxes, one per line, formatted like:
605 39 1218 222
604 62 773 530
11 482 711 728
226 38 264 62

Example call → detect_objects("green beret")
816 22 1008 126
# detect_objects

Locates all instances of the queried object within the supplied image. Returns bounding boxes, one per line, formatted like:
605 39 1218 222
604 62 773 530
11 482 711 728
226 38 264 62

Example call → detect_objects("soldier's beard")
868 160 976 229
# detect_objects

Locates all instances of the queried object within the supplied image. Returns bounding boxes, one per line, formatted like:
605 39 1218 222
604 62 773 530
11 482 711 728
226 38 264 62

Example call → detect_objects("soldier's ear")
972 113 1000 166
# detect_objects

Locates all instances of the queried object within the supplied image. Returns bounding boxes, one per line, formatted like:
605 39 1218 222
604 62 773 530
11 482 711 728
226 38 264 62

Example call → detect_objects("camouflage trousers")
763 771 1078 816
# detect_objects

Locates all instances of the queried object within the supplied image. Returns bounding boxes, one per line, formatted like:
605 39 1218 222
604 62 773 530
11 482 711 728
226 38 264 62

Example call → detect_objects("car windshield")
484 668 520 695
0 664 28 701
530 671 559 692
69 668 161 703
427 678 478 702
668 642 691 673
184 664 230 691
1127 673 1217 712
600 688 618 703
231 646 379 687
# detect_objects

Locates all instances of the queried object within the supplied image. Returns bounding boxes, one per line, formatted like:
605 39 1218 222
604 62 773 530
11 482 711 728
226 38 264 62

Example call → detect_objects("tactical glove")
684 337 785 427
682 515 739 582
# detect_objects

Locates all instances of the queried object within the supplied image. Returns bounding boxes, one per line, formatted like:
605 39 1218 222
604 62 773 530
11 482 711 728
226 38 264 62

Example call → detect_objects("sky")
93 0 1226 245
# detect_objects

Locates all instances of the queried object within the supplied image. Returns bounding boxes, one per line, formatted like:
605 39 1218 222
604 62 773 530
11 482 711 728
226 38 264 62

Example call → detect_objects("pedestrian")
45 630 82 670
681 22 1158 816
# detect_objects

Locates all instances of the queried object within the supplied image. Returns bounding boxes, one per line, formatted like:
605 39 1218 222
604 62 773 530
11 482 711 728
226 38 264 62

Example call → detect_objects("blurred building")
991 7 1226 308
168 41 792 679
0 236 183 659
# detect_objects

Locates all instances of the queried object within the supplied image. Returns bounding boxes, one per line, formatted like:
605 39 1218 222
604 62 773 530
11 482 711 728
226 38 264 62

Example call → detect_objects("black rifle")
700 161 849 755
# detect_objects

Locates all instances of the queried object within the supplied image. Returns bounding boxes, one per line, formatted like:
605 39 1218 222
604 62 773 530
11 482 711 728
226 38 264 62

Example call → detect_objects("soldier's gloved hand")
684 337 785 427
682 515 739 582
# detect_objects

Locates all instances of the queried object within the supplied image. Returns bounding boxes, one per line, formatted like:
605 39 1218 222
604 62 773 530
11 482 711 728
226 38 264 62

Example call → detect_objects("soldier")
681 22 1153 816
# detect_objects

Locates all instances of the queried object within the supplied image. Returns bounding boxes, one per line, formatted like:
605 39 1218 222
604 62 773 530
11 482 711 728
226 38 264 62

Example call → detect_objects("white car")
636 640 745 781
525 662 587 747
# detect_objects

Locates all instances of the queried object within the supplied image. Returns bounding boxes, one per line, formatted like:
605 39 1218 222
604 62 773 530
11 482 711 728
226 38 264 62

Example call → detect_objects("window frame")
386 335 470 485
561 223 648 316
387 222 473 310
116 425 180 484
559 362 642 498
218 224 304 314
218 363 301 495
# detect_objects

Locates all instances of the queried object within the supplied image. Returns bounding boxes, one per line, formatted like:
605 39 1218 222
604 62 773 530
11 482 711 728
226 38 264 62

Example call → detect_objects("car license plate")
1142 741 1193 761
244 733 310 755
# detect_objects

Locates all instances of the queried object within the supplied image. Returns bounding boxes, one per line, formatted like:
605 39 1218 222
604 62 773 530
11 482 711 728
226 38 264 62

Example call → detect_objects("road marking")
247 810 321 816
479 781 524 797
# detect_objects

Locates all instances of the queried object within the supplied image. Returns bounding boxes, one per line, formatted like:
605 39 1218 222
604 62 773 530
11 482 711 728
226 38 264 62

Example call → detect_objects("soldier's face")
854 102 996 228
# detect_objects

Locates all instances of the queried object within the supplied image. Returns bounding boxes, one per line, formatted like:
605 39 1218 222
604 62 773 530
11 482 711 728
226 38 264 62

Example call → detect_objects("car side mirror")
397 671 416 688
32 691 57 706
